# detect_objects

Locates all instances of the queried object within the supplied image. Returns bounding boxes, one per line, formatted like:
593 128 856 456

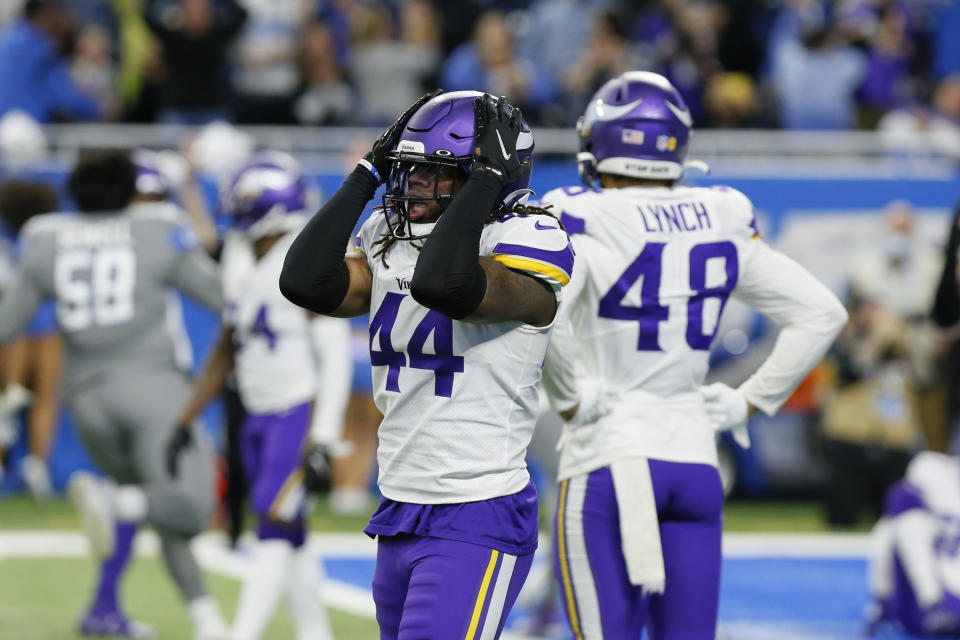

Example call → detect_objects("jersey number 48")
598 240 738 351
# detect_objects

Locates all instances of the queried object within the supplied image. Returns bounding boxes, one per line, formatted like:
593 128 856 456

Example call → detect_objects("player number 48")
598 240 739 351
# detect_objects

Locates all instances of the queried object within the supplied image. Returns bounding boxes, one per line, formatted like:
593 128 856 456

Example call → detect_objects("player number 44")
369 292 465 397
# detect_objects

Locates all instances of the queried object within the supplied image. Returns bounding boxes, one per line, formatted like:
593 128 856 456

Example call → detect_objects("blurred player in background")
0 149 228 639
280 90 572 639
0 180 62 498
867 451 960 636
541 71 848 639
168 150 352 640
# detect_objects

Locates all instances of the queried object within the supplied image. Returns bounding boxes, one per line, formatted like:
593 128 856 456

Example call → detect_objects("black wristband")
410 172 501 319
279 167 378 313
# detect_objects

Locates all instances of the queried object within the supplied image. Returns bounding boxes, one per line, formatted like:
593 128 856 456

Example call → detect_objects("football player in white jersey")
540 71 849 639
867 452 960 636
280 91 573 639
168 151 351 640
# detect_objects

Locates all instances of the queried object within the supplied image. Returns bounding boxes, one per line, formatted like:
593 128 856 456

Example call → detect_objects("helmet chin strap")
683 159 711 175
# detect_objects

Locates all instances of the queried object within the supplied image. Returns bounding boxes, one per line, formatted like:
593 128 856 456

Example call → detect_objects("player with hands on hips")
280 90 573 640
541 71 848 639
169 151 351 640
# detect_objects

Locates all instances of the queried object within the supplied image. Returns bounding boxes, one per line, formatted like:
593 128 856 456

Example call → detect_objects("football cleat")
69 471 116 559
22 454 52 500
80 609 157 639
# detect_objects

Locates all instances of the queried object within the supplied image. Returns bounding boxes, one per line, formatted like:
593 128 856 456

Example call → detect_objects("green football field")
0 556 379 640
0 495 381 639
0 495 863 640
0 493 863 533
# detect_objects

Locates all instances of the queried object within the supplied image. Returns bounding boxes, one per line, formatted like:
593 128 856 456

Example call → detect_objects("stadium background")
1 0 960 638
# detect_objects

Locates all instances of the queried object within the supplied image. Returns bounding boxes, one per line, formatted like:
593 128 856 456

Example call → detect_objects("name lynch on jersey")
638 202 711 234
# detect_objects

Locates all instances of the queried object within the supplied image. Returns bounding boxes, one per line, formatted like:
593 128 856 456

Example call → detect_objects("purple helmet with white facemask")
383 90 534 240
578 71 693 186
226 150 309 239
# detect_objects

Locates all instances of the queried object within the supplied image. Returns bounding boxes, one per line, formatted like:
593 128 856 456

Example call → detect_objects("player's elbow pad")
410 264 487 320
279 261 350 315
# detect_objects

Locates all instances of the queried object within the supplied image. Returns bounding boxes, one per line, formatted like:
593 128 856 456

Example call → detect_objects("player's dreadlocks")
368 202 568 269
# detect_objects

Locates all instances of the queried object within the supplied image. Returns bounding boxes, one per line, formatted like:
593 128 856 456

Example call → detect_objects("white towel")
610 457 665 594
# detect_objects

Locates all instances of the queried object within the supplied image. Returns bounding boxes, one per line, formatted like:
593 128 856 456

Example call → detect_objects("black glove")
360 89 443 184
471 94 528 185
165 425 192 479
301 443 333 495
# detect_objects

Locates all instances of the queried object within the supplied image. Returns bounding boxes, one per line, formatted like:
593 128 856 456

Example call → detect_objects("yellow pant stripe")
465 549 500 640
268 468 304 520
557 479 583 639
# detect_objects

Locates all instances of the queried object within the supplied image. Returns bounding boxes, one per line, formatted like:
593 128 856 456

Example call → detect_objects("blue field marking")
722 556 870 622
324 557 375 590
316 552 926 639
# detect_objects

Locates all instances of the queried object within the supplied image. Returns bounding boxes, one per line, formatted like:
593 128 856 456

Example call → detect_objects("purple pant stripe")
241 402 311 524
372 535 532 640
556 462 724 639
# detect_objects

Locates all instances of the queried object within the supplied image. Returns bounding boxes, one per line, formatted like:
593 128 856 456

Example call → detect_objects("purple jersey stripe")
491 241 574 275
560 212 586 235
883 481 926 517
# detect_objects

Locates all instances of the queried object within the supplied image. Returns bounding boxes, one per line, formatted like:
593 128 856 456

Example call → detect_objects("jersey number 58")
54 247 137 331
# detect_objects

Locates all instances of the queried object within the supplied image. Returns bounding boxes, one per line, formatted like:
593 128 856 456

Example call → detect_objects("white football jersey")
353 211 573 504
870 453 960 611
542 184 763 477
223 231 318 414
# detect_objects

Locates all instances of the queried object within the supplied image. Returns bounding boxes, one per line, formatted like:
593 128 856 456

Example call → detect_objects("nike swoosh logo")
581 98 644 134
665 100 692 127
534 221 556 230
496 130 512 160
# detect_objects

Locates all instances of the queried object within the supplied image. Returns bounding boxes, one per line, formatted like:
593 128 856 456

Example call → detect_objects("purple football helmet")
132 149 171 198
226 150 309 239
383 90 534 240
578 71 693 186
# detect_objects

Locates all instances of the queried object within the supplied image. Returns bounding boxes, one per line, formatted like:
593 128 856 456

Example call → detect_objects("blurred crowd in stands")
0 0 959 138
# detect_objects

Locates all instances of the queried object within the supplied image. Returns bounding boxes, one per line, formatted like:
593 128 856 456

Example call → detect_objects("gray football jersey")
0 202 222 396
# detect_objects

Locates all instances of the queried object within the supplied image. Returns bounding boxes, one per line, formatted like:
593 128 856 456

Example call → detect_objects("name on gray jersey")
57 219 132 249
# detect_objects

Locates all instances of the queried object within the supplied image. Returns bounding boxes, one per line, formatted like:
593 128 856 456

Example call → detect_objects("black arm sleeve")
217 0 249 39
931 205 960 327
410 172 500 319
279 167 378 313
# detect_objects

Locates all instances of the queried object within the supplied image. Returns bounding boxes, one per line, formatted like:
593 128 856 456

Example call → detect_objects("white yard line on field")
0 530 872 559
0 529 871 639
